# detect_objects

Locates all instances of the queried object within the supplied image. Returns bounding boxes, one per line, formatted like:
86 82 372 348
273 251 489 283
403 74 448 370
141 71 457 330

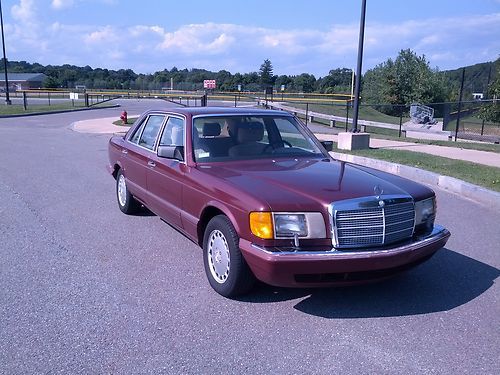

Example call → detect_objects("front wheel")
203 215 255 297
116 169 140 214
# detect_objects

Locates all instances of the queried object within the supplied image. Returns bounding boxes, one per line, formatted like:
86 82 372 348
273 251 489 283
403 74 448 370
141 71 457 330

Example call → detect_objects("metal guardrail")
262 100 401 131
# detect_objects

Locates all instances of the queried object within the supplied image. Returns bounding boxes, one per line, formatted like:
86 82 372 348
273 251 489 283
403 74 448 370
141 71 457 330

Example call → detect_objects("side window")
159 117 185 147
138 115 166 150
129 119 146 144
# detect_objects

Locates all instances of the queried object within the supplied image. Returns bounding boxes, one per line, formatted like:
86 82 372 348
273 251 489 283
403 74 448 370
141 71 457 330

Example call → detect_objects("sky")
4 0 500 77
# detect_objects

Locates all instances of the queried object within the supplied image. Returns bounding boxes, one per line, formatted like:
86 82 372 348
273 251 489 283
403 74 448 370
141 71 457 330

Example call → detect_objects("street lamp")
351 0 367 132
0 0 11 105
337 0 369 151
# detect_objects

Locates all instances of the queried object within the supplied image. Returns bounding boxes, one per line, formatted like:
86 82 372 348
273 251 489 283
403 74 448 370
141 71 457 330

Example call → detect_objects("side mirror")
157 145 184 161
320 140 334 152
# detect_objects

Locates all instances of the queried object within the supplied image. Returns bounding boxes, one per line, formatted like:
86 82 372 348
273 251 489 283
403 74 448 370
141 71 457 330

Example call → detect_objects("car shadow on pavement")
132 206 156 217
239 248 499 318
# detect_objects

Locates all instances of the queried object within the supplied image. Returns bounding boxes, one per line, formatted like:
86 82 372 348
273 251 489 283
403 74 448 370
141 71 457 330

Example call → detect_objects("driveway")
0 100 498 374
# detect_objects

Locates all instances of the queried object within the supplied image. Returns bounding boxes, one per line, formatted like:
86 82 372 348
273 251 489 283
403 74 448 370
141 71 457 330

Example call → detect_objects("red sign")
203 80 216 89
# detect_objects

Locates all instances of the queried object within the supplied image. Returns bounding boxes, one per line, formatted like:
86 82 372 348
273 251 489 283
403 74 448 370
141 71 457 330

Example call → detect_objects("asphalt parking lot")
0 99 499 374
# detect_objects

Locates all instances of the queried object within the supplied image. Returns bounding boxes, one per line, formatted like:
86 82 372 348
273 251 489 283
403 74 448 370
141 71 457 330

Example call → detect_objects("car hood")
198 158 428 211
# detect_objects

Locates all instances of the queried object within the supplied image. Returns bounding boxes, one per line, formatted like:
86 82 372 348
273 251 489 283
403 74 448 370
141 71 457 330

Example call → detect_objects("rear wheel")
203 215 255 297
116 169 140 214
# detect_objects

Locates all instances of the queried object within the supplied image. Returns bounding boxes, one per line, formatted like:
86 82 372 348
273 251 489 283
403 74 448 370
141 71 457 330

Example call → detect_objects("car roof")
144 106 293 117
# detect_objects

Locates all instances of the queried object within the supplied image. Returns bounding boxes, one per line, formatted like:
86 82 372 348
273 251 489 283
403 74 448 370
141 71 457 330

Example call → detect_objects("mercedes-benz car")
107 107 450 297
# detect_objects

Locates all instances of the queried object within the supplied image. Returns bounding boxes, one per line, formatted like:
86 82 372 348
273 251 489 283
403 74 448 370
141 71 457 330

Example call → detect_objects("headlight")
250 212 326 240
274 214 307 237
415 197 436 231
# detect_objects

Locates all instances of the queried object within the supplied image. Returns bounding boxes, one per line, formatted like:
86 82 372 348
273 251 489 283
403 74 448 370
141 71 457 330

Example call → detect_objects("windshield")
192 115 324 162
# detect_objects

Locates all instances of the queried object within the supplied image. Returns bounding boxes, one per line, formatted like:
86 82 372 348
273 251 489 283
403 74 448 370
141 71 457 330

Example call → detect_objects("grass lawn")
311 121 500 153
112 117 137 126
292 102 411 125
338 147 500 192
446 115 500 136
292 102 410 138
0 103 114 115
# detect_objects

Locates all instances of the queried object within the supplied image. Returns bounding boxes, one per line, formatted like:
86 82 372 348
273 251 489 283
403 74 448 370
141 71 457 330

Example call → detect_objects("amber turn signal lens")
249 212 273 239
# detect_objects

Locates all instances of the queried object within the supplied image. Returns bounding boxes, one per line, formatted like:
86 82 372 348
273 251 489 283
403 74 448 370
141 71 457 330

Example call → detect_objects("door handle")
121 149 128 154
148 161 156 167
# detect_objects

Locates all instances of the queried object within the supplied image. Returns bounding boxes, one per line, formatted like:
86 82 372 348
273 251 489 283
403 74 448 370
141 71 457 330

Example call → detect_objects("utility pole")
351 0 367 132
0 0 11 105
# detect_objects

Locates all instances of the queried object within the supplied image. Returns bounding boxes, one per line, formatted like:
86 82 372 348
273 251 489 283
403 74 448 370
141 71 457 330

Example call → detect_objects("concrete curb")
0 104 120 118
69 116 133 134
331 152 500 210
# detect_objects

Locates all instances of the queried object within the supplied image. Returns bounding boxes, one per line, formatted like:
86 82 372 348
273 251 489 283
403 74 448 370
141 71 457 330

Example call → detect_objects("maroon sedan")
108 107 450 297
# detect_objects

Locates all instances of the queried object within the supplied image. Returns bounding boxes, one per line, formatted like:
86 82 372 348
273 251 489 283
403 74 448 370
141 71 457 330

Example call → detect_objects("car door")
146 115 186 228
123 114 167 204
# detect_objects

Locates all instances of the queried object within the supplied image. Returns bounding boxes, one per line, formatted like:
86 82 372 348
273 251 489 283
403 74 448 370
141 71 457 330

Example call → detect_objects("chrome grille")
330 196 415 249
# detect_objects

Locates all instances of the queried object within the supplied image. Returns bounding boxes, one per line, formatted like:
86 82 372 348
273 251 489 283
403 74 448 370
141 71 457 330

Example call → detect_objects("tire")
116 169 140 214
203 215 255 297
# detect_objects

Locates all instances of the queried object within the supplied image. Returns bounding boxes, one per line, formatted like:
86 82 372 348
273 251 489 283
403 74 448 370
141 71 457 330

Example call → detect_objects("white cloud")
11 0 35 22
6 10 500 76
129 25 165 37
84 26 119 44
51 0 74 9
260 30 319 54
51 0 115 10
10 0 40 53
158 23 238 54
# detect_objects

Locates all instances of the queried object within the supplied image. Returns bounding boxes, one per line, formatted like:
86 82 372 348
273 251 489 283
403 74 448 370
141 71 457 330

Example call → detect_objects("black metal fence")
2 89 498 143
0 90 256 111
0 90 122 110
267 98 499 143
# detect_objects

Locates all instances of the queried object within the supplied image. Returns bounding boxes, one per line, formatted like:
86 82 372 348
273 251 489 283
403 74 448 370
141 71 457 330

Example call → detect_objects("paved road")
0 99 499 374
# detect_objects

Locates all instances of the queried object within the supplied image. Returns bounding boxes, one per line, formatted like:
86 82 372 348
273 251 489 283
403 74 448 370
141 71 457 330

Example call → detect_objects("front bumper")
240 225 450 287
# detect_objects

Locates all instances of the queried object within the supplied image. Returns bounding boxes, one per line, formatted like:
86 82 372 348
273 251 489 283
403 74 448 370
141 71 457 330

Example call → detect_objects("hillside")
440 59 499 100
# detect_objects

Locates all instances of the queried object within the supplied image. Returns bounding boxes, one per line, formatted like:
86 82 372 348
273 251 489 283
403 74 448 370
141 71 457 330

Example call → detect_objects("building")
0 73 47 91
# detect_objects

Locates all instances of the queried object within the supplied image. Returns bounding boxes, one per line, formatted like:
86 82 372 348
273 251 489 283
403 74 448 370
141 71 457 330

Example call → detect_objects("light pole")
351 0 367 132
0 0 11 105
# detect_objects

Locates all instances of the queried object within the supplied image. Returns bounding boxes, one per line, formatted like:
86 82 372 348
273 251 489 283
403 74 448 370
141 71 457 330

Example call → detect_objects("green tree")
216 69 232 91
293 73 316 93
362 49 448 113
43 76 60 88
391 49 436 104
317 68 352 93
478 59 500 123
275 75 293 91
259 59 275 88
